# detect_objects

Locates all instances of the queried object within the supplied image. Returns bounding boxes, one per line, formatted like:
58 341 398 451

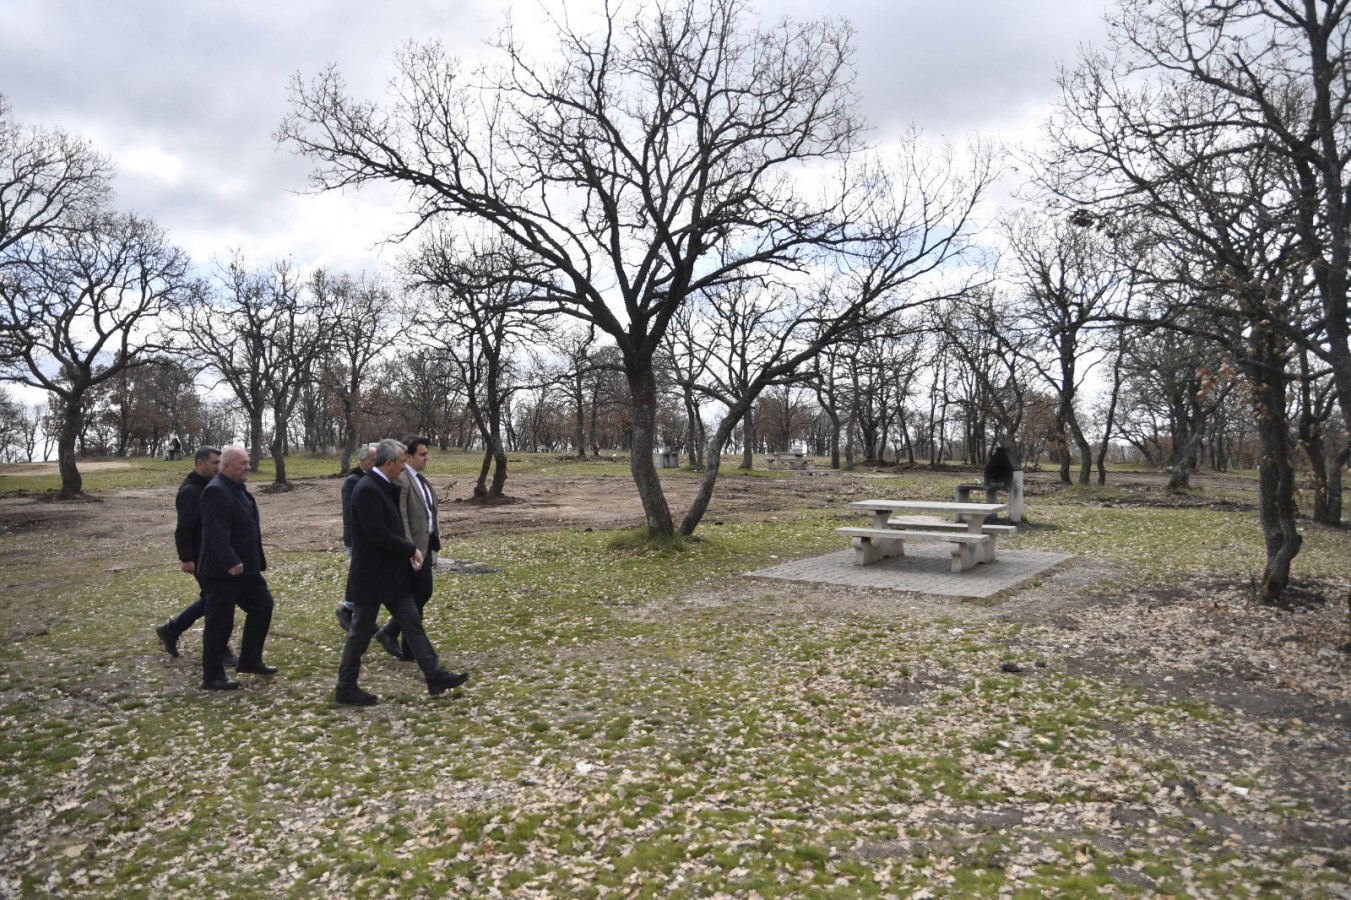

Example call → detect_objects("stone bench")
766 455 810 470
836 526 992 573
886 517 1018 535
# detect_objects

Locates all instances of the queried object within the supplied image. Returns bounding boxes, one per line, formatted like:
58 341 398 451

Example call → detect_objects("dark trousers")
165 575 207 637
378 567 433 644
201 574 274 680
338 593 441 689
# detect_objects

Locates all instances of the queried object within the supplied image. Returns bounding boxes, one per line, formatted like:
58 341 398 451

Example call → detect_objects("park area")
0 453 1348 897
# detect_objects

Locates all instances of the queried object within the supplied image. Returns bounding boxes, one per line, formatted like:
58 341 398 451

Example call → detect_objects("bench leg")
981 536 997 564
852 536 903 565
949 541 977 573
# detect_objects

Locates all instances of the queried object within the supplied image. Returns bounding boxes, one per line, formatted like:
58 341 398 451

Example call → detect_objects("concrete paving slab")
746 545 1074 599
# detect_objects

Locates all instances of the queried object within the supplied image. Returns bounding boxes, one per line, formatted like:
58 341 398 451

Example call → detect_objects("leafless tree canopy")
280 0 992 533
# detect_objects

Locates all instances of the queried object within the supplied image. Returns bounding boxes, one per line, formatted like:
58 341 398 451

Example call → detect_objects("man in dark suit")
335 438 468 706
374 435 440 660
336 442 378 632
198 445 277 691
155 446 236 665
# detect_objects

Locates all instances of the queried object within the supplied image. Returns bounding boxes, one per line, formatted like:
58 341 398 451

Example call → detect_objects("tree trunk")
1248 344 1301 602
1296 351 1339 526
57 394 84 499
248 408 265 470
680 413 744 535
340 429 357 476
827 408 841 470
1301 424 1331 526
1096 353 1124 485
269 429 289 485
474 432 508 498
1166 432 1204 493
628 367 674 535
1327 444 1348 525
1068 417 1093 485
740 408 755 470
489 444 508 497
684 392 704 468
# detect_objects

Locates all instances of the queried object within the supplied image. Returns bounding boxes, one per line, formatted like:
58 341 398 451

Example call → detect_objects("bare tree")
86 357 200 457
930 290 1037 462
533 324 619 460
258 260 330 484
1101 0 1351 470
808 334 853 470
312 269 397 473
1042 12 1327 599
390 346 468 449
1294 345 1348 525
0 94 112 268
404 230 531 499
281 0 888 535
1 212 192 496
182 255 329 482
663 306 711 467
1002 208 1131 484
0 387 24 461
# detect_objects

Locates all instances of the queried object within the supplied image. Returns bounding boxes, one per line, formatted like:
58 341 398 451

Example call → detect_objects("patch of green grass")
605 528 695 553
0 464 1348 897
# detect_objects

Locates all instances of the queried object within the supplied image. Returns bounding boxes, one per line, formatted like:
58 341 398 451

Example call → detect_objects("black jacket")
173 470 211 563
341 467 364 547
346 470 416 607
198 474 267 578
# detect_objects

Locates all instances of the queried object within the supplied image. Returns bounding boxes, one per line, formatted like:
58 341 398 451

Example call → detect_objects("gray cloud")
1 0 1109 273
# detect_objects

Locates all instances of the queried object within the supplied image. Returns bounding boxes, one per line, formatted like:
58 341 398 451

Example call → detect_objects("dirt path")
0 462 1276 587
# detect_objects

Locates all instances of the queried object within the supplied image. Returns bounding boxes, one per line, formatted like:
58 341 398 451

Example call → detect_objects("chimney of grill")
984 445 1022 489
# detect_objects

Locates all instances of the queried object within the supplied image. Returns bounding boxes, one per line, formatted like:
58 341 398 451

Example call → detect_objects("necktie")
417 472 438 535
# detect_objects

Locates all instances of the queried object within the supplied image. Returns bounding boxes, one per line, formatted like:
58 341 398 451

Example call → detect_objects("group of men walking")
155 438 469 706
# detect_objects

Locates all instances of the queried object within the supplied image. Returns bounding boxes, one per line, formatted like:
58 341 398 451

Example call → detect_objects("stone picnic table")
836 499 1011 573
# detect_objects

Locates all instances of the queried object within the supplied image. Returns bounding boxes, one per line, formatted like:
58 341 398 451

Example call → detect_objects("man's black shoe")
235 663 278 676
375 631 402 659
335 685 378 706
201 677 240 691
427 669 469 696
336 604 353 632
155 622 180 658
224 646 240 669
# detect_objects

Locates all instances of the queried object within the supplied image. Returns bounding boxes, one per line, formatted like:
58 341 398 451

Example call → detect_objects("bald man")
197 445 277 690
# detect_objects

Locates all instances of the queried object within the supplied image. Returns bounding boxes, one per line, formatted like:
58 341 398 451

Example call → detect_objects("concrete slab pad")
746 546 1074 599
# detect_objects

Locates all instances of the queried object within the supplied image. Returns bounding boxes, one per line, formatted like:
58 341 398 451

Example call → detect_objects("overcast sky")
2 0 1112 278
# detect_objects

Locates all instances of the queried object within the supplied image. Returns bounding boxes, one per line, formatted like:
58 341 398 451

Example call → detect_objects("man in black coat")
155 447 238 664
335 442 377 632
198 445 277 690
335 438 468 706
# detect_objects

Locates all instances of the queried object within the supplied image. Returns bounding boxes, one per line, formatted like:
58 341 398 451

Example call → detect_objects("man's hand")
411 548 424 572
180 561 195 574
228 563 244 576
